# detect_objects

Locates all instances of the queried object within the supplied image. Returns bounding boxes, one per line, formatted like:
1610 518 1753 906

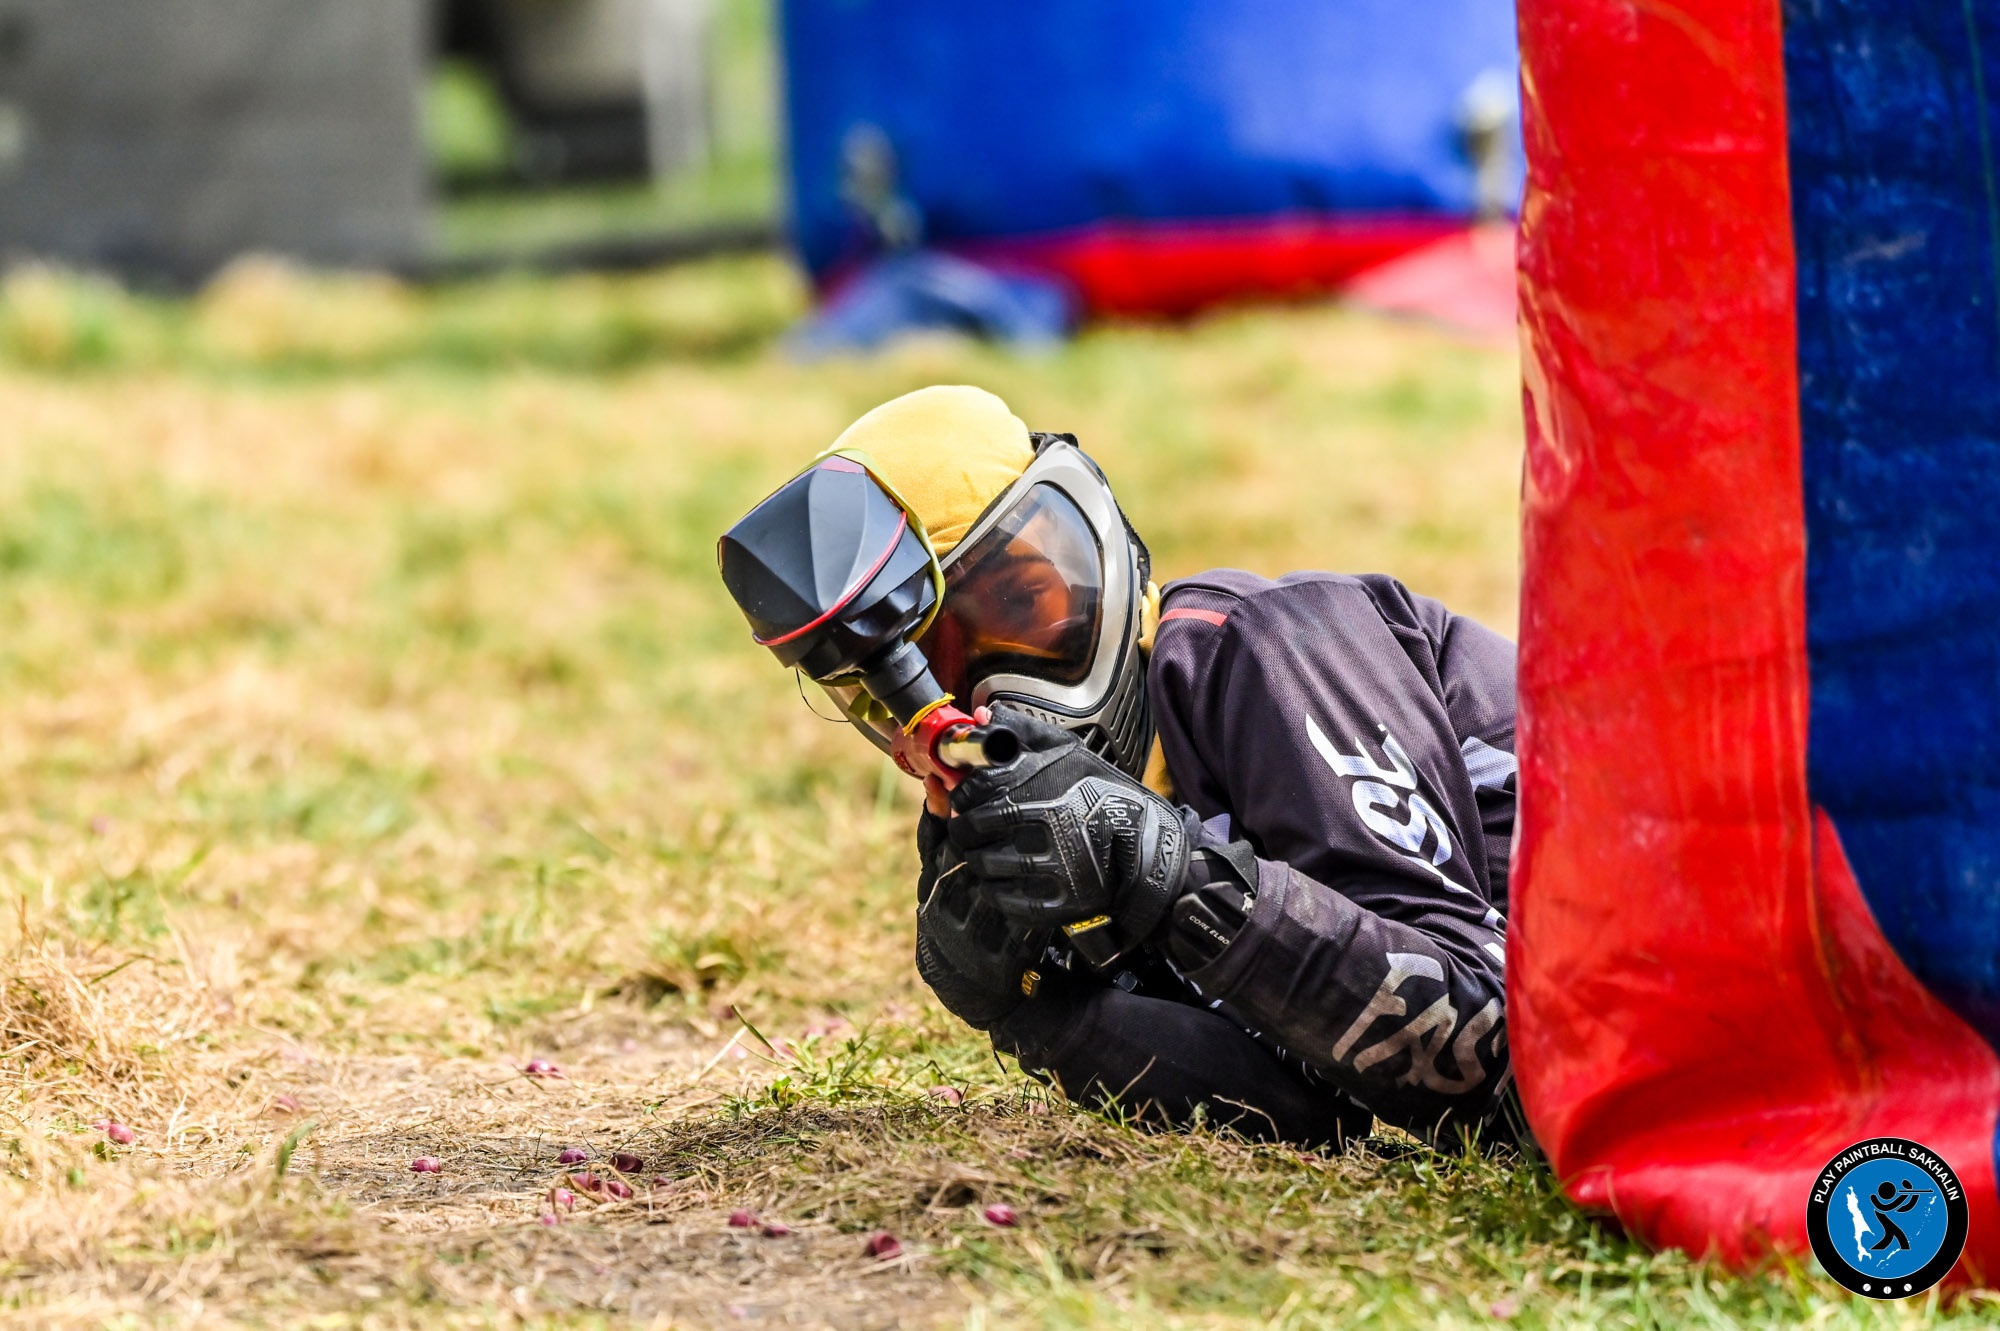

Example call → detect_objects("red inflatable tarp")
1513 0 2000 1280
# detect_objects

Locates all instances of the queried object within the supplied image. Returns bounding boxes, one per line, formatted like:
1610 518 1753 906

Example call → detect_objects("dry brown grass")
0 258 1975 1329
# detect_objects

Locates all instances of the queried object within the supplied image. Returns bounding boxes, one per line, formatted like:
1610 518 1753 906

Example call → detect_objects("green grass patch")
0 260 1960 1327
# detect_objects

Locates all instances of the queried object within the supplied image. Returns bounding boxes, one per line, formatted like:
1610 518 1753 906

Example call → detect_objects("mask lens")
917 484 1103 701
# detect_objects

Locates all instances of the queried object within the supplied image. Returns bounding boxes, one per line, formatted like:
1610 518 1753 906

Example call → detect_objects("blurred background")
0 0 1519 343
0 0 776 279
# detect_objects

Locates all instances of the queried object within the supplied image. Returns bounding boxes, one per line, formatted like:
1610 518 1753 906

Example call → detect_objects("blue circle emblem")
1806 1137 1968 1299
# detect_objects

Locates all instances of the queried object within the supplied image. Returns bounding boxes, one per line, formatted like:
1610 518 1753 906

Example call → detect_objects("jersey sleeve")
1353 573 1519 913
1148 573 1513 1135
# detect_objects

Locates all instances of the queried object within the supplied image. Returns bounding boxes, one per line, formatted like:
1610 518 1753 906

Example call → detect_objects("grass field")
0 257 1988 1329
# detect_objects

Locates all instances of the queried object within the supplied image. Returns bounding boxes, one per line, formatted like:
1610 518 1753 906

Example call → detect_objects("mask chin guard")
717 456 943 701
719 455 1022 771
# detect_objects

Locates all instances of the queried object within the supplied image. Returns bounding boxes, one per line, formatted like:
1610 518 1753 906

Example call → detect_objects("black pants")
992 981 1373 1147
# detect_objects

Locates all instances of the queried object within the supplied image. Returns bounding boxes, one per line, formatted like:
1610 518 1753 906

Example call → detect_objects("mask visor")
915 483 1105 704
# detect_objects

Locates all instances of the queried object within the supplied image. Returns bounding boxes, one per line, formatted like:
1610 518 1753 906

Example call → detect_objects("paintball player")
728 385 1517 1148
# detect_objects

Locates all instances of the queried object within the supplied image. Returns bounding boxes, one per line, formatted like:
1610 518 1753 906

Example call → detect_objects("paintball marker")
716 456 1019 787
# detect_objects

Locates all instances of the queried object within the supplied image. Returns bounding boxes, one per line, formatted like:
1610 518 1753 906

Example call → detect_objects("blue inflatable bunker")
779 0 1521 316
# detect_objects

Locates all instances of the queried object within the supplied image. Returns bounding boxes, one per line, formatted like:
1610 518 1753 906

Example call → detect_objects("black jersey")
1144 570 1517 1135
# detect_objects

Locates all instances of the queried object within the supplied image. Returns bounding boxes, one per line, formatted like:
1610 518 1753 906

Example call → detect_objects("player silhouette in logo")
1869 1177 1931 1253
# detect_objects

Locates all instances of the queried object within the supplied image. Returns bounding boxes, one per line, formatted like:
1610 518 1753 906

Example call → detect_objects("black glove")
916 808 955 908
914 809 1050 1030
946 710 1192 969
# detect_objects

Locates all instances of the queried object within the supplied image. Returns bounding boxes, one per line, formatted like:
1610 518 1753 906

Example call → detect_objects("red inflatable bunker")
1514 0 2000 1280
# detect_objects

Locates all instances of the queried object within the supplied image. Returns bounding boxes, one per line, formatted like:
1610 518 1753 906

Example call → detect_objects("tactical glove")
946 709 1192 969
914 810 1050 1029
916 808 955 908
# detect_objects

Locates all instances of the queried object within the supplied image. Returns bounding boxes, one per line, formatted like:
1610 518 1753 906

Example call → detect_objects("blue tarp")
783 251 1076 358
780 0 1522 279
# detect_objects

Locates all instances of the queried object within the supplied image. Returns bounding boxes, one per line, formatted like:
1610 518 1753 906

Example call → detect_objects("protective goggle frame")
926 434 1143 731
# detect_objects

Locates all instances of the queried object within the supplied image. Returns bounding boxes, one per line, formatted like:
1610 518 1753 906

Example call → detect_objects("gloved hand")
916 807 955 908
914 809 1050 1030
946 709 1192 968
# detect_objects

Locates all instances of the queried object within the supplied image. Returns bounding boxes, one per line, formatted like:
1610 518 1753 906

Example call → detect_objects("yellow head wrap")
827 385 1035 555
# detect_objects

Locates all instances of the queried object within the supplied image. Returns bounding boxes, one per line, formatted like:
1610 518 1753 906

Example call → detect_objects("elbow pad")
1166 843 1259 971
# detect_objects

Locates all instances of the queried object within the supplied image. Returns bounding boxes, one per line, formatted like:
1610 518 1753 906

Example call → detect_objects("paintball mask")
718 432 1154 782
